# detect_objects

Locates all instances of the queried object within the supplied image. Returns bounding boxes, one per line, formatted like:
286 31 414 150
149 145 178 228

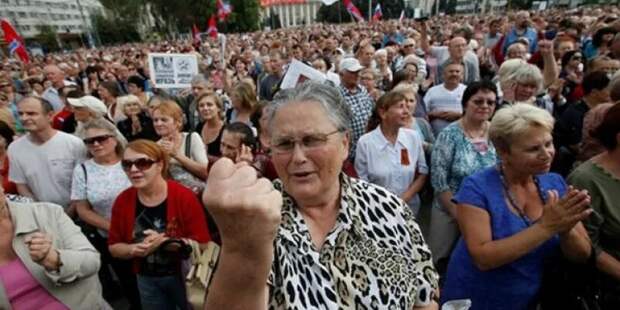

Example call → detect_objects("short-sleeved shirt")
355 127 428 209
441 167 564 310
268 174 438 309
8 131 87 208
70 160 131 236
339 85 375 160
423 83 467 135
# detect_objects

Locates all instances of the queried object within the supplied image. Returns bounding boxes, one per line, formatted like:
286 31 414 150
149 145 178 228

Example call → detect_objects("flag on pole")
192 24 201 45
207 15 218 39
399 10 405 23
216 0 233 21
1 18 29 64
343 0 364 23
372 4 383 22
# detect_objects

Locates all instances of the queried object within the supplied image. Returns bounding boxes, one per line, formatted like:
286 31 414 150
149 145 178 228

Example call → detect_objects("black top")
134 198 179 276
554 100 590 149
195 121 224 157
117 112 159 142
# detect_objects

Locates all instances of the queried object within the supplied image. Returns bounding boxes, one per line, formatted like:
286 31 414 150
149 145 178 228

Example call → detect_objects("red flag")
343 0 364 23
1 18 29 64
217 0 232 21
207 15 218 39
192 24 201 45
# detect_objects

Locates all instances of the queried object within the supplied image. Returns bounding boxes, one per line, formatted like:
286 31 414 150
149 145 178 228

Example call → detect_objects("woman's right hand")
539 187 592 235
202 158 282 254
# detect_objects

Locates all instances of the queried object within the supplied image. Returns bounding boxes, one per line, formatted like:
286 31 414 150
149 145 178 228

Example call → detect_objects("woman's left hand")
158 138 178 158
25 232 60 270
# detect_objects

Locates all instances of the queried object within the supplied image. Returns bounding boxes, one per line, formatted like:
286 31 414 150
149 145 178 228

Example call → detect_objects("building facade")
261 0 322 28
0 0 103 38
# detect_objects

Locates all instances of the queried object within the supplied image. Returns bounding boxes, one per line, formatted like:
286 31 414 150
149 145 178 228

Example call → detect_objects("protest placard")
148 53 199 88
280 59 326 89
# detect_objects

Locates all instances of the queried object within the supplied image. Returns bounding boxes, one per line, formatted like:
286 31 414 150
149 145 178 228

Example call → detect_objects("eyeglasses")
470 99 497 107
403 44 415 48
271 129 343 154
83 135 113 145
121 158 158 172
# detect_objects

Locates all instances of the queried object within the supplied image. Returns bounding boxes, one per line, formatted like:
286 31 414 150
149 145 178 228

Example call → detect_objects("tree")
225 0 261 32
34 24 60 52
92 13 141 45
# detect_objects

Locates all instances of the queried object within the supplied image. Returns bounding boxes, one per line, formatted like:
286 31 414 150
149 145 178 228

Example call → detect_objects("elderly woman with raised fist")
204 82 439 309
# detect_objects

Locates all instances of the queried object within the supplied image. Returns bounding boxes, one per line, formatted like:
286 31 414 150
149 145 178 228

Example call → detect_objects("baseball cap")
339 58 364 73
67 95 108 117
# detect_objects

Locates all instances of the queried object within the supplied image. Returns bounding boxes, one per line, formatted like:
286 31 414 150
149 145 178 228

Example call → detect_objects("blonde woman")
117 95 158 142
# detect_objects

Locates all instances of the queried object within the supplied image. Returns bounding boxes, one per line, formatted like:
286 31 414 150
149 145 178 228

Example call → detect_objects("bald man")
42 64 76 111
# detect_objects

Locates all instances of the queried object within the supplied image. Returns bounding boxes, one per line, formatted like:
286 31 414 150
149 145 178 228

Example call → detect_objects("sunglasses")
121 158 158 172
83 135 113 145
404 44 415 48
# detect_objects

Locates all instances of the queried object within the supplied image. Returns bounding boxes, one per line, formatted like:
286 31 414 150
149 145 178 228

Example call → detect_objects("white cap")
339 57 364 73
67 96 108 117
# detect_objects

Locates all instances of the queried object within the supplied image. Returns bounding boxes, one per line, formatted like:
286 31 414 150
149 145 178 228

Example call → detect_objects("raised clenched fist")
203 158 282 253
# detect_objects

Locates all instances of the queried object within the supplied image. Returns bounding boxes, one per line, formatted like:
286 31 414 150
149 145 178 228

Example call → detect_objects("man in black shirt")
553 71 611 176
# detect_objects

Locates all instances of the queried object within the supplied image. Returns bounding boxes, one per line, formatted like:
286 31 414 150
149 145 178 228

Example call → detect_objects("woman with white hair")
116 95 158 142
441 104 592 309
497 63 555 115
373 49 393 90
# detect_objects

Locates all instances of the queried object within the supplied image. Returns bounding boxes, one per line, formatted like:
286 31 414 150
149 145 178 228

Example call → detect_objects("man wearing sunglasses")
7 97 87 214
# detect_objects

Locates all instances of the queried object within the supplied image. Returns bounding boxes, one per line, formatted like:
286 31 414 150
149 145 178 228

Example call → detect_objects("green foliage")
34 24 60 52
92 14 141 45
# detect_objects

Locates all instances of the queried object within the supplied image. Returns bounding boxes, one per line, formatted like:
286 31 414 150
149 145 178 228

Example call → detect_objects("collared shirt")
41 81 77 112
268 174 438 309
423 83 467 135
339 85 374 160
355 127 428 209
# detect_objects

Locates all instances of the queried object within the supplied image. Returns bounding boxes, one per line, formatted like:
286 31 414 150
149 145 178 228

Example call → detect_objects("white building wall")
0 0 104 38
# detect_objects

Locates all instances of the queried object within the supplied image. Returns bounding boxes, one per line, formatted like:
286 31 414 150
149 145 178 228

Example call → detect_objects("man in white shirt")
423 63 467 135
8 97 87 211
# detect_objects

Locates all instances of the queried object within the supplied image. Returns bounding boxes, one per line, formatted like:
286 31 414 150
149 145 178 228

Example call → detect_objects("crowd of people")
1 5 620 309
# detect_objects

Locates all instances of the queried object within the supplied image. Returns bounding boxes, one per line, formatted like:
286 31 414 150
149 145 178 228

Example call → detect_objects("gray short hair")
82 118 128 156
268 82 352 133
190 74 208 86
509 64 543 93
490 103 554 152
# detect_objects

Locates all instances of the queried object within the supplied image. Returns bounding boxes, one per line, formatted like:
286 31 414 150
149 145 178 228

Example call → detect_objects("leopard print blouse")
268 174 438 309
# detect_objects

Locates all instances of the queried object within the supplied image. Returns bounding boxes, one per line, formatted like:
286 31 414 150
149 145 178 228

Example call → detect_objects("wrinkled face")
380 100 410 128
197 97 220 121
500 126 555 175
17 98 53 133
152 110 179 137
122 148 163 189
44 67 63 85
516 13 530 28
84 128 117 159
464 89 497 122
220 130 242 161
270 101 349 205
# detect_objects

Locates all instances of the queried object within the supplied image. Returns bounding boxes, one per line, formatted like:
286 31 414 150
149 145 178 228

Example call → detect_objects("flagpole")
338 1 342 24
368 0 372 22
